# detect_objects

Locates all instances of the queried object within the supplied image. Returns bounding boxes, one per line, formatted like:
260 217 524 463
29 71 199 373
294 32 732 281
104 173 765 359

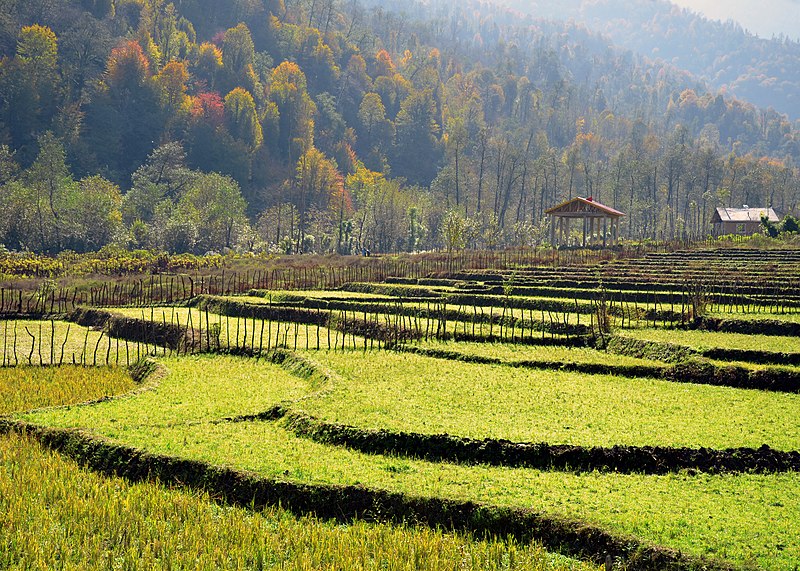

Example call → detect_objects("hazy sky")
670 0 800 39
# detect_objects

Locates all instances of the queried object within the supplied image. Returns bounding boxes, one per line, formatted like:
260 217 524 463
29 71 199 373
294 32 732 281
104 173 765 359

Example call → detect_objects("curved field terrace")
4 246 800 569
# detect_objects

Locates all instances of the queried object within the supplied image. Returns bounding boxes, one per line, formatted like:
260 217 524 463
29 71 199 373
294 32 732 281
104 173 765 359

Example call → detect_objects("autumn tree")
139 0 193 66
0 25 61 163
372 49 395 78
224 87 263 151
295 146 342 251
155 60 190 112
269 61 316 163
297 27 338 93
83 39 165 183
357 92 394 170
337 54 372 128
155 59 192 136
193 42 223 89
187 92 252 191
221 22 256 91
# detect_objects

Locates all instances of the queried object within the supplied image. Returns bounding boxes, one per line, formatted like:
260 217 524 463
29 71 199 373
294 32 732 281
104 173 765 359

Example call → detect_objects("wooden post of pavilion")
545 197 625 248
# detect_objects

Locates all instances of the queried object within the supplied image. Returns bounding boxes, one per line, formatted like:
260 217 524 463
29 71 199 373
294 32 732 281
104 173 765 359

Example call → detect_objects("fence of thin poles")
3 263 799 321
0 277 756 369
0 243 725 314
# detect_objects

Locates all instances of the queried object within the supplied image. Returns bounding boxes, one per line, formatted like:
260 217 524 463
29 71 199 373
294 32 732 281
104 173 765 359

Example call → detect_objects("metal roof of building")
714 207 779 223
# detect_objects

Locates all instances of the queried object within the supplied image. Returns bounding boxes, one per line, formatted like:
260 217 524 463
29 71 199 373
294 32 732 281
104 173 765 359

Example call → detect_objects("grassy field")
22 354 316 428
619 328 800 353
0 436 597 571
297 350 800 450
410 340 664 368
0 365 135 414
0 365 594 571
707 310 800 322
8 249 800 568
109 307 360 351
25 351 800 451
19 352 800 569
0 319 159 366
7 255 800 569
113 304 578 347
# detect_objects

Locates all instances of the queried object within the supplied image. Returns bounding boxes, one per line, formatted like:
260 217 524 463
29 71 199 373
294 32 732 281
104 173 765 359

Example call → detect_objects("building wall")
713 221 763 236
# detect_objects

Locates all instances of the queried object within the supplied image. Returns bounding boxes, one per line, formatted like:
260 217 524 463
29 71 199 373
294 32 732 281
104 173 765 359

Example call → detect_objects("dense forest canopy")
0 0 799 255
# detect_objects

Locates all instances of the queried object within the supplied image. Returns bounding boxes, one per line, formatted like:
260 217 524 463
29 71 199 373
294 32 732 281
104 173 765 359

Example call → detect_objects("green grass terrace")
15 353 800 569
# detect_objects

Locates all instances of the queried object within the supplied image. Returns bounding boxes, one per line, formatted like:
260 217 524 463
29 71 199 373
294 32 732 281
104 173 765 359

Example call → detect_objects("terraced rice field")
15 354 800 569
0 319 159 366
2 366 585 571
409 339 662 367
619 328 800 353
294 350 800 449
4 246 800 569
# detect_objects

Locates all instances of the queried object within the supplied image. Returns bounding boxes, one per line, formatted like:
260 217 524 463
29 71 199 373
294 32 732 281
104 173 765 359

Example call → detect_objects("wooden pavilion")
546 197 624 247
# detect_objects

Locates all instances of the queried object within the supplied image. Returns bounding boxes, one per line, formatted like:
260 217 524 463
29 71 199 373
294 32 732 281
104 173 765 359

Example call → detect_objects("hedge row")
700 347 800 366
0 311 64 320
281 297 591 337
269 407 800 476
127 358 161 384
444 333 593 346
440 293 685 323
0 420 739 571
199 295 592 339
405 343 800 393
473 285 704 306
192 296 419 344
246 289 403 305
442 293 599 315
603 336 800 392
66 307 115 328
664 360 800 392
334 314 421 343
687 317 800 337
385 277 466 288
607 334 800 369
602 336 696 364
67 307 192 350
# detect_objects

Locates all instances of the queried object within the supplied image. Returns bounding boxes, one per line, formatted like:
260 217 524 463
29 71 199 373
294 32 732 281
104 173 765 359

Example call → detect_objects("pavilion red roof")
545 196 625 217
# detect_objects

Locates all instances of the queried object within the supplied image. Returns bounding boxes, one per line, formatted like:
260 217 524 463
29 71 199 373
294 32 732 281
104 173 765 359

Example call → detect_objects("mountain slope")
0 0 798 255
501 0 800 119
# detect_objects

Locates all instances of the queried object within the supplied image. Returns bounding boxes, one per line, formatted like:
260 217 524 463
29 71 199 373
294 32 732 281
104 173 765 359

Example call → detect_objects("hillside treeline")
0 0 799 255
502 0 800 121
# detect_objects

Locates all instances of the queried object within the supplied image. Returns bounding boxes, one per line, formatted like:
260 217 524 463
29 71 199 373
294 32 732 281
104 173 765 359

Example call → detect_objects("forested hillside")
503 0 800 120
1 0 799 255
